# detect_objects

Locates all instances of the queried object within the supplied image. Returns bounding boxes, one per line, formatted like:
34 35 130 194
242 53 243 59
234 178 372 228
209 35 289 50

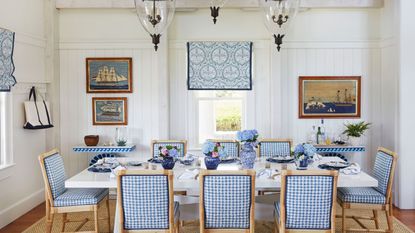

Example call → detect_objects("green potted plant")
342 121 371 146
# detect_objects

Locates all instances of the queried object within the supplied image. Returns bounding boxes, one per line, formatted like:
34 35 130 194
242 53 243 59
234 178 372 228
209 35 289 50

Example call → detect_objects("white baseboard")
0 188 45 229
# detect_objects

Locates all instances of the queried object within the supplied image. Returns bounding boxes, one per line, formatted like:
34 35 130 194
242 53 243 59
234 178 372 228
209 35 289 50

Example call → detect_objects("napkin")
313 154 323 162
257 169 272 179
341 163 361 175
178 169 199 180
110 165 126 178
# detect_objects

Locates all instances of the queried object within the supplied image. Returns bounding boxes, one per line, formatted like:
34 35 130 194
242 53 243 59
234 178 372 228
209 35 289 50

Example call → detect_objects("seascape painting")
92 97 128 125
86 58 132 93
299 76 361 118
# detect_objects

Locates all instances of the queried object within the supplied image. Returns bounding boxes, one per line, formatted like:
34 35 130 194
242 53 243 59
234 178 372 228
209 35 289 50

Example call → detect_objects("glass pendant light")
259 0 300 51
210 0 228 24
134 0 176 51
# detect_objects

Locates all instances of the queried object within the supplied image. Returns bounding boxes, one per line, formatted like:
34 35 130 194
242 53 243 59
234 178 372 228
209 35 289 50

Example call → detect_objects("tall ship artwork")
305 88 356 114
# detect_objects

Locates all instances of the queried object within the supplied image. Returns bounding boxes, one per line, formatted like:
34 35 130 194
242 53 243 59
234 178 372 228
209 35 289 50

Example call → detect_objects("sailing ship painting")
93 97 128 125
299 76 361 118
86 58 132 93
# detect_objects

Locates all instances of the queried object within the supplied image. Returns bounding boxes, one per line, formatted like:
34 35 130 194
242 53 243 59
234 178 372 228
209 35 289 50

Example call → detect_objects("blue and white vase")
205 156 221 170
161 156 176 170
240 143 256 169
296 155 308 170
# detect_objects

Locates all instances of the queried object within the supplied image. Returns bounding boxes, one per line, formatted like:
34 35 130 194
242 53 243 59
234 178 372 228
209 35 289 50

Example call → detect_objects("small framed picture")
86 57 133 93
299 76 361 119
92 97 128 125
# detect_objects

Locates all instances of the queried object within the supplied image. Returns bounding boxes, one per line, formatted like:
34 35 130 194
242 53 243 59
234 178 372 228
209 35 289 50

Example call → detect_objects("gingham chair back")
199 170 255 231
258 139 292 157
151 140 187 158
280 170 338 231
372 148 397 197
117 170 174 231
208 140 240 158
39 151 67 200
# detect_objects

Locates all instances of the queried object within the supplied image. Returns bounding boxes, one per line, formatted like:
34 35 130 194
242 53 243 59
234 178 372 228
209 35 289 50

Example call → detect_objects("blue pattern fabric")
120 175 178 230
338 187 386 205
259 141 291 157
153 142 186 158
43 153 67 200
73 146 136 153
0 28 16 92
372 151 393 196
283 175 334 229
187 42 253 90
316 146 365 153
274 201 281 221
54 188 109 207
209 141 239 158
203 175 252 229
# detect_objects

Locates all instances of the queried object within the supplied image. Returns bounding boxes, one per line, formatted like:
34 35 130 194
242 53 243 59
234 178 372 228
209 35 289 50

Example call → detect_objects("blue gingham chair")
275 170 339 233
38 149 110 233
208 139 240 158
117 170 180 233
258 139 292 158
337 147 398 233
199 170 256 233
151 140 187 158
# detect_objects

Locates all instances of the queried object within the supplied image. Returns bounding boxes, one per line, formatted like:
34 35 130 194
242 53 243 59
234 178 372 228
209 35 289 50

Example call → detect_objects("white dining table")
65 156 378 233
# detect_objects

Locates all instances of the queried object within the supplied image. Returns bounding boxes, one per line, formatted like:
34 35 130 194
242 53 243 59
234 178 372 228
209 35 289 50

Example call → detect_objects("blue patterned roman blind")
0 28 16 92
187 41 253 90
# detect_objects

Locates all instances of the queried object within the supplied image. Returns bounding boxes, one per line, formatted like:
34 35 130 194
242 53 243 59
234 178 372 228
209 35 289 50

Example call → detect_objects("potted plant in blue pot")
158 145 180 170
202 141 226 170
237 129 259 169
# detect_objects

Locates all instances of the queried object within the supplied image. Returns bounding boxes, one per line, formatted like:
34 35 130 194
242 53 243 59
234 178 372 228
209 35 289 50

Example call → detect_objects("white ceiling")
56 0 385 9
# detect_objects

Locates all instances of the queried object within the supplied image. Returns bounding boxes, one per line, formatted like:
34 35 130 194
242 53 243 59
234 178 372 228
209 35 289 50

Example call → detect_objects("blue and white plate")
266 157 295 163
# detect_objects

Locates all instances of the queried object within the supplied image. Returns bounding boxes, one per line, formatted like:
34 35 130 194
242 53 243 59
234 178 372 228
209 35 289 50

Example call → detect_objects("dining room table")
65 156 378 233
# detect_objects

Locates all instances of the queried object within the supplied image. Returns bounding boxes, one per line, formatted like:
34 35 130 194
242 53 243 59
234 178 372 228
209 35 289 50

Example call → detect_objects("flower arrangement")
236 129 259 147
202 141 227 158
158 145 180 159
294 143 316 159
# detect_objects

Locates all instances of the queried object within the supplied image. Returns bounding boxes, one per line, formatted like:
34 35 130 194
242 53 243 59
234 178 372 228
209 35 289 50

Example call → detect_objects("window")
0 92 12 168
196 91 246 146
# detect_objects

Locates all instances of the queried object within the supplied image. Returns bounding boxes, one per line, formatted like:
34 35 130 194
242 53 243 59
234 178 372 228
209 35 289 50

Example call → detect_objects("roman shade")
0 28 16 92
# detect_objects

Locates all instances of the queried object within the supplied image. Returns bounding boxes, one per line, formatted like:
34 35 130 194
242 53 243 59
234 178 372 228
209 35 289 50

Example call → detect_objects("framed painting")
86 57 132 93
299 76 361 119
92 97 128 125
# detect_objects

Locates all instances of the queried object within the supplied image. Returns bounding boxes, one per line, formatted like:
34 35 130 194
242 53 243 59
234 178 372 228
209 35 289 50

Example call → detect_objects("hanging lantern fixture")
210 0 228 24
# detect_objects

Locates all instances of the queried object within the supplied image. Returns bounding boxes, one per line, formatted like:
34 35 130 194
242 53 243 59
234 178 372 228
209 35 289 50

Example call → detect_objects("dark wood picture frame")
299 76 361 119
86 57 133 93
92 97 128 125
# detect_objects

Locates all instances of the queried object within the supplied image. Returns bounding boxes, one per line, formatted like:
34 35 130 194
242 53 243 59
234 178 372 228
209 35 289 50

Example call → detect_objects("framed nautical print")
86 58 132 93
299 76 361 119
92 97 128 125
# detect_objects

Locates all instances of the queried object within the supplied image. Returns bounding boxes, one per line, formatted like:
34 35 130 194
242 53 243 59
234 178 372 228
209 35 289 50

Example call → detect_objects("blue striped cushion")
209 141 239 158
274 201 281 222
44 153 67 199
203 175 252 229
54 188 108 207
260 141 290 158
284 175 334 229
338 187 386 204
373 151 393 196
153 142 185 158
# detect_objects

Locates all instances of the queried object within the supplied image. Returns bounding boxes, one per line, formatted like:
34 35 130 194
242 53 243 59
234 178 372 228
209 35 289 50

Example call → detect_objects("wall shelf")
73 145 136 153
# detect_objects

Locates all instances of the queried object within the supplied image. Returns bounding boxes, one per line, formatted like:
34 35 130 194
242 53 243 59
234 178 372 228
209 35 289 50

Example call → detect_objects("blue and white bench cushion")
120 175 179 230
259 141 290 157
373 151 393 196
209 141 239 158
153 142 186 158
337 187 386 205
283 175 334 229
44 153 67 199
54 188 109 207
203 175 252 229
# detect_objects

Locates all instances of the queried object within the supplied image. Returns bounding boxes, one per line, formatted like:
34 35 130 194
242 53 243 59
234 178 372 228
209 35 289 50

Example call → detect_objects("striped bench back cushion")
153 142 185 158
43 153 67 200
259 141 291 157
373 151 393 196
209 141 240 158
120 175 170 230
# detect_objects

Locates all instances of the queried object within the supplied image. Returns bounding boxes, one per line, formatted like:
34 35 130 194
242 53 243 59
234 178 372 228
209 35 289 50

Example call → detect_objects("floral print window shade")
187 42 253 90
0 28 16 92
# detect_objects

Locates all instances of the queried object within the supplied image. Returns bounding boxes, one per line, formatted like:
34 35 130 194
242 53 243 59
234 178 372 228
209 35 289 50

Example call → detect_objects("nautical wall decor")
92 97 128 125
0 28 16 92
299 76 361 119
187 41 253 90
86 58 132 93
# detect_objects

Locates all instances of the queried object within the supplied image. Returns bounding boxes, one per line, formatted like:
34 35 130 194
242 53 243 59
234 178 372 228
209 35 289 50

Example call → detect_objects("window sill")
0 163 16 181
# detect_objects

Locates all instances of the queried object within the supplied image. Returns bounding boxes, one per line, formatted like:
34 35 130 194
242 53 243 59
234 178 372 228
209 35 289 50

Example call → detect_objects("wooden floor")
0 203 414 233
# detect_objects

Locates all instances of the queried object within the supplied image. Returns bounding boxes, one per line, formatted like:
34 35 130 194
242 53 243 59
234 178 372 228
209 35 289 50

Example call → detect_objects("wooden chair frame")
151 140 188 158
38 149 111 233
199 169 256 233
337 147 398 233
257 139 293 158
275 170 339 233
207 139 241 157
116 170 180 233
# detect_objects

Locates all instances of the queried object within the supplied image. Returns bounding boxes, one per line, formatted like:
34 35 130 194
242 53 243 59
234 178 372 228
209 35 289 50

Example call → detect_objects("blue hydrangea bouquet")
202 141 227 158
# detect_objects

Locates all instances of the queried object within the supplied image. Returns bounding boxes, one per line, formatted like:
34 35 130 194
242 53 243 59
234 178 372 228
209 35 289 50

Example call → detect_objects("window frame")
0 92 15 178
